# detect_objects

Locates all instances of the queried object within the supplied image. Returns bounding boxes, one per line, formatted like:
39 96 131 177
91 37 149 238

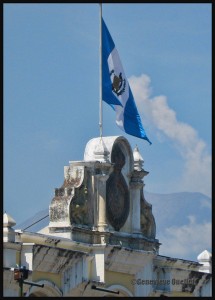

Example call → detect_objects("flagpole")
99 3 103 138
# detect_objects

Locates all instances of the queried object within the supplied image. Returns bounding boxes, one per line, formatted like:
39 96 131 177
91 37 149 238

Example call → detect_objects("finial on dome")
3 212 16 227
3 212 16 242
197 249 212 261
197 250 212 273
133 145 144 171
93 137 110 162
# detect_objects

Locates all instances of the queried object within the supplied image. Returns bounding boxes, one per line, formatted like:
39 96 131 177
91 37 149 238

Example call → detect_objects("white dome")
197 250 212 261
3 212 16 227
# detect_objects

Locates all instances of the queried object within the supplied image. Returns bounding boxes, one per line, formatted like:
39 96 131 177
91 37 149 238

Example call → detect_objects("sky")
4 3 211 237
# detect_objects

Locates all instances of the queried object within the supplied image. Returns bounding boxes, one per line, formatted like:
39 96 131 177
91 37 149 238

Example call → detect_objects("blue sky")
4 3 211 227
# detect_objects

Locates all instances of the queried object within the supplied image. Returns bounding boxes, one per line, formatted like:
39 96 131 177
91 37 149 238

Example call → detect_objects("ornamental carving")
140 191 156 239
70 185 91 226
64 165 84 188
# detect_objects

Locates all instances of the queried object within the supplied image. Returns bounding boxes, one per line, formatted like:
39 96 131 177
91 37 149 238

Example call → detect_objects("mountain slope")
145 191 211 230
144 191 211 261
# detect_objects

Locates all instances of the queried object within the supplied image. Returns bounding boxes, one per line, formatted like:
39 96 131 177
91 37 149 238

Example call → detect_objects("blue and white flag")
102 18 151 144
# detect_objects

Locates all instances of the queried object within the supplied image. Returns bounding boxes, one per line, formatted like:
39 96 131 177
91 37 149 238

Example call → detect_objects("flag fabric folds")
102 18 151 144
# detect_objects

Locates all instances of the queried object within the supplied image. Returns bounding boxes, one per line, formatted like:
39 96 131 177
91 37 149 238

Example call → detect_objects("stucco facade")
3 136 212 297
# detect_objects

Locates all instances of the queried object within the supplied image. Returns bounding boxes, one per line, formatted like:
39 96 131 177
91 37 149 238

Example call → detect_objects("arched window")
25 280 62 297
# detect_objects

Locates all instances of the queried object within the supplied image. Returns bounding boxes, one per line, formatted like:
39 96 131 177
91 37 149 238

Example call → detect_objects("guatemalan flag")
102 18 152 145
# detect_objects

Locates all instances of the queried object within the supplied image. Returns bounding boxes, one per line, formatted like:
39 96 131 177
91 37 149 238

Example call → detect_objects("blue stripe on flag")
102 18 152 144
102 19 122 106
124 88 152 144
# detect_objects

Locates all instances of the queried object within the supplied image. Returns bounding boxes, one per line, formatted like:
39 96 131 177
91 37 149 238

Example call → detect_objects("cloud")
158 215 211 260
129 74 211 197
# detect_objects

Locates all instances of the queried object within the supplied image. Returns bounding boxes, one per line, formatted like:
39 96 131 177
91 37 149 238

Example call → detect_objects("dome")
197 250 212 261
3 212 16 228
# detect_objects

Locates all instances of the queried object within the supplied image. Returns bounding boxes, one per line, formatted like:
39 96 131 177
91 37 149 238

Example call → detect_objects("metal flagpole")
99 3 103 138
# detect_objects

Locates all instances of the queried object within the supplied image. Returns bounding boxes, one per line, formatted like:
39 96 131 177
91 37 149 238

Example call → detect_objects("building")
3 136 212 297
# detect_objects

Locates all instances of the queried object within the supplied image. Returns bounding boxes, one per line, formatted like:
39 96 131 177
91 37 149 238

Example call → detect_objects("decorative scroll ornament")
64 165 85 188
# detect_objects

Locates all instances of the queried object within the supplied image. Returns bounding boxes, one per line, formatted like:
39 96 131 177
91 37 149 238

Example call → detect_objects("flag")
102 18 151 144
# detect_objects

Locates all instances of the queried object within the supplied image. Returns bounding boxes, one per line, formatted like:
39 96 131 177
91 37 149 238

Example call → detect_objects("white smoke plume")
129 74 211 197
